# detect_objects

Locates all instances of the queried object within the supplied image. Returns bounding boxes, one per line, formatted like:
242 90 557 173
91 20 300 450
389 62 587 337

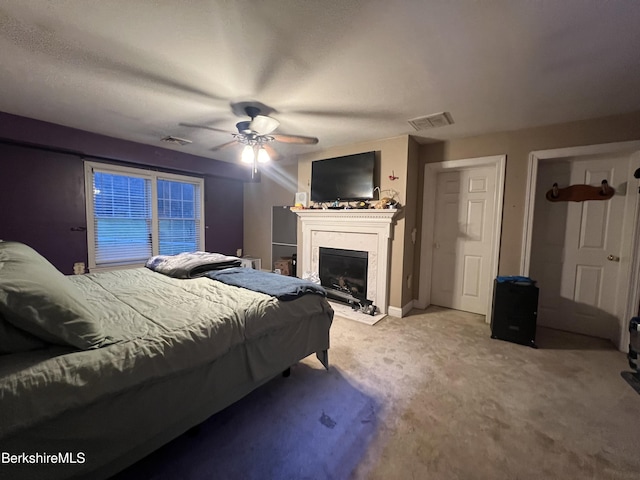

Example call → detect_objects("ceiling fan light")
241 145 254 164
257 148 270 163
250 115 280 135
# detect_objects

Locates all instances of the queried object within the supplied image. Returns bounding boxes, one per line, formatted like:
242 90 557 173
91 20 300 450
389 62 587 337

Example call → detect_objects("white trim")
84 161 205 271
151 174 159 257
521 141 640 351
418 155 506 322
295 209 398 315
89 263 145 273
521 140 640 274
520 153 539 275
620 151 640 349
626 153 640 339
388 300 414 318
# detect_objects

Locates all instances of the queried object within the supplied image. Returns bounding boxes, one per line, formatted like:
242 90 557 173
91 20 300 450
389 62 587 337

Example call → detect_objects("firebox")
319 247 368 303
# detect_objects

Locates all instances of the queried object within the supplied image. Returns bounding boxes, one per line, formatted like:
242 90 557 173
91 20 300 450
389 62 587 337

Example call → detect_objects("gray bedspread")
145 251 241 278
0 268 333 443
206 267 326 300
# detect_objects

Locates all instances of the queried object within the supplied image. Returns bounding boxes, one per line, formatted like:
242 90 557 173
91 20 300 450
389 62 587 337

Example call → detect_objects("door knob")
607 254 620 262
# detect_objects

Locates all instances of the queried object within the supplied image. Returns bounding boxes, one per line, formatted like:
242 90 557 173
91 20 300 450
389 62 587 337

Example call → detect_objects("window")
85 162 204 270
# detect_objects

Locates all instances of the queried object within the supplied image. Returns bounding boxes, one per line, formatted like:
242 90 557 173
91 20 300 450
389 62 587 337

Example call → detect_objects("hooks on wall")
546 180 615 202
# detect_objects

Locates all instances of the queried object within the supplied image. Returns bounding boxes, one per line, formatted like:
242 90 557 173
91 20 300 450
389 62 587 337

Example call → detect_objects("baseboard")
413 298 429 310
387 300 414 318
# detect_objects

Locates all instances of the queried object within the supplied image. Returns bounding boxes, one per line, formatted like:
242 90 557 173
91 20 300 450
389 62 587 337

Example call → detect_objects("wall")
0 112 246 274
296 135 414 310
0 143 88 273
204 176 244 256
405 136 421 302
0 112 248 179
242 111 640 315
243 162 298 270
416 110 640 290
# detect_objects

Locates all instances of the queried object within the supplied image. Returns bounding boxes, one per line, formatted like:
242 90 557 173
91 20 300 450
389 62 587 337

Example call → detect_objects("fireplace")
294 209 399 318
319 247 368 302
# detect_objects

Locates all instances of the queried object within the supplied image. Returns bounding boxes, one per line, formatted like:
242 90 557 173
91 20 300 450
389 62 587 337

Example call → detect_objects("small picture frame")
295 192 308 207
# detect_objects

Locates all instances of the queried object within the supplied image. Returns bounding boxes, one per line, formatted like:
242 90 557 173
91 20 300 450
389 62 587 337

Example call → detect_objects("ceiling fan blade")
210 140 238 152
271 134 319 145
250 115 280 135
180 122 234 134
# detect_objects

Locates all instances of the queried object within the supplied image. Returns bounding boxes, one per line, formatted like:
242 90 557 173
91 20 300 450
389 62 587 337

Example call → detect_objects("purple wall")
204 175 244 255
0 112 249 180
0 112 245 274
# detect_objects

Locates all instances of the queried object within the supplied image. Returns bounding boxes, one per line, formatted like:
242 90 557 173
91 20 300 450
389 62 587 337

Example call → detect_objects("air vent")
161 135 192 146
408 112 454 131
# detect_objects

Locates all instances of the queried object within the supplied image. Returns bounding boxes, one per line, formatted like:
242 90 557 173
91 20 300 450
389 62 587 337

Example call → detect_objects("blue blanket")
496 276 536 285
206 267 326 301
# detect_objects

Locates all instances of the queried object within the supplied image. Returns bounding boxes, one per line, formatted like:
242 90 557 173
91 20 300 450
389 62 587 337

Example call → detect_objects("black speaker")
491 279 538 348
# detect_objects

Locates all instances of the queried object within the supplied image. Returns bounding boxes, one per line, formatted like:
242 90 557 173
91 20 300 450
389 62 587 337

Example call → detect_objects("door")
530 154 630 341
431 166 496 314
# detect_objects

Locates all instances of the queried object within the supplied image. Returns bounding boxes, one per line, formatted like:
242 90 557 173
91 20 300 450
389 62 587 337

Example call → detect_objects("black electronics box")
629 317 639 371
491 278 539 348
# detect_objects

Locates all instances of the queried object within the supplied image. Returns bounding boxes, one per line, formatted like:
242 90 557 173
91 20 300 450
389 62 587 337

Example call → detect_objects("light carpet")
114 306 640 480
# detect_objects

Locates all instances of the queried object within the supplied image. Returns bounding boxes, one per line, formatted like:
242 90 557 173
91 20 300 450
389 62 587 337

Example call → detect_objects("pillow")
0 311 48 354
0 242 106 350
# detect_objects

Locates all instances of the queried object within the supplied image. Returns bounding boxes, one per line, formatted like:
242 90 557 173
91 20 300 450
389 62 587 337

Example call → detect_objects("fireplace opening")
319 247 368 303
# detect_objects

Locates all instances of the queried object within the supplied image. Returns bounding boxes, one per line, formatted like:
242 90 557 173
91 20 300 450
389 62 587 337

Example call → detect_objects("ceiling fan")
181 105 319 169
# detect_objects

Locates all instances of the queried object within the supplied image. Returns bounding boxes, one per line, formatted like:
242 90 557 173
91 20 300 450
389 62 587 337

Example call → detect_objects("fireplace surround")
294 209 398 316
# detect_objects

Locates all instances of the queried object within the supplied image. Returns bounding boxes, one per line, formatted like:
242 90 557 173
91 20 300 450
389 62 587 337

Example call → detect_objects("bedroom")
1 1 640 479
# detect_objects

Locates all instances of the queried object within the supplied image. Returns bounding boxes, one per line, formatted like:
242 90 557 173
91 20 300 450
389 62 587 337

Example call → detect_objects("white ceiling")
1 0 639 164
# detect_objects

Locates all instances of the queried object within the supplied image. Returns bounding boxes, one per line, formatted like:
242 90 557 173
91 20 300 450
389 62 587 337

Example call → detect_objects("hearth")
319 247 368 303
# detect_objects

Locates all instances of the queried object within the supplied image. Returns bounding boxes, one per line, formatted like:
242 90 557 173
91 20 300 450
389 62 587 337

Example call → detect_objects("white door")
530 154 630 341
431 166 496 314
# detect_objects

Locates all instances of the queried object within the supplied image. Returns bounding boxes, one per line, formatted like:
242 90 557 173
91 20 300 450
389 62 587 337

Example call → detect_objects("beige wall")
297 135 415 309
417 110 640 287
243 162 298 270
244 110 640 313
405 136 421 301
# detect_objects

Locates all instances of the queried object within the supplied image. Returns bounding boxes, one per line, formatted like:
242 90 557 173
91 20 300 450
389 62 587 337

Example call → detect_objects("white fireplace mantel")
294 208 399 316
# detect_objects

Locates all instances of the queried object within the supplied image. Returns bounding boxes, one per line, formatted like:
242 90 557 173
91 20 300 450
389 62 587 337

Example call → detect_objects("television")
310 151 375 202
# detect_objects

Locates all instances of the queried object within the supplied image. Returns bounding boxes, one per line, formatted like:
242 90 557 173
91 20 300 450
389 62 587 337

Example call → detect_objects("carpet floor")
114 306 640 480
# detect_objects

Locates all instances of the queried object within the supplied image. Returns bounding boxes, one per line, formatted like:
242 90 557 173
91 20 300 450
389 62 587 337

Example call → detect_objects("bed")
0 242 333 480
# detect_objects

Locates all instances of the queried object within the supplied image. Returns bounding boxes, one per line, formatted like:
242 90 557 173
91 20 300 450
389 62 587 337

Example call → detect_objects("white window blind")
93 171 152 266
157 178 202 255
85 162 204 270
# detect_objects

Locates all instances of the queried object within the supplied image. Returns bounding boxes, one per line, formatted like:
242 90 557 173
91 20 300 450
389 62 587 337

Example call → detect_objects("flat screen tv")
310 151 375 202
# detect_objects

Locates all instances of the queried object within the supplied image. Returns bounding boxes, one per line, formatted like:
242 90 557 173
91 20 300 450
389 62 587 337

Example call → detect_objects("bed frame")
1 317 330 480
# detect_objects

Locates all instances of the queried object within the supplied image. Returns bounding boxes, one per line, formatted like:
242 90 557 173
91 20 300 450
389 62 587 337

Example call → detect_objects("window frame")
84 161 205 272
